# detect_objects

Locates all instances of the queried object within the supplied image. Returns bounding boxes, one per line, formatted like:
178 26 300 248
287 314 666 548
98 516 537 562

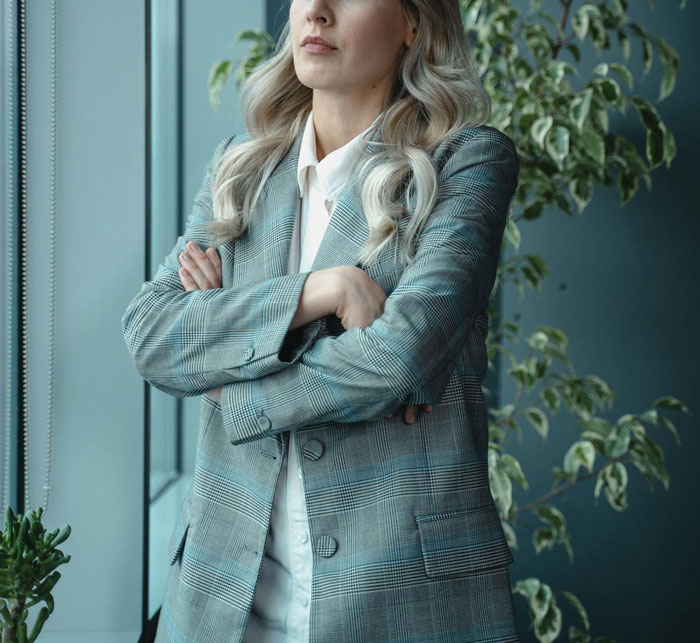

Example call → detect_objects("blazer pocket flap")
168 496 193 565
416 503 514 578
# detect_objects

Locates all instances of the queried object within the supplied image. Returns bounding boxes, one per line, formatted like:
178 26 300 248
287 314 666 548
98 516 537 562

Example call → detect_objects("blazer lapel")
256 119 384 280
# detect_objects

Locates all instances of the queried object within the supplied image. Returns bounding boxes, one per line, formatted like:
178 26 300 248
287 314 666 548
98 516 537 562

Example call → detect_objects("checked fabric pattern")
122 121 522 643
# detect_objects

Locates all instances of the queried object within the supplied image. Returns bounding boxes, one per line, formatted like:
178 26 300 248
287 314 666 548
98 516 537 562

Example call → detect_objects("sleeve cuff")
236 271 325 379
220 378 271 445
279 316 326 364
219 317 327 446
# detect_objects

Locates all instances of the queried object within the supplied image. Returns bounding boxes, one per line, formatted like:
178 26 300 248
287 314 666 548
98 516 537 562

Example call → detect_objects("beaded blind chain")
2 0 58 516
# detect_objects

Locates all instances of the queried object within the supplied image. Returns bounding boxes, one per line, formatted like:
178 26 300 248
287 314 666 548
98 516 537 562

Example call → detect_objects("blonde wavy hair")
207 0 491 269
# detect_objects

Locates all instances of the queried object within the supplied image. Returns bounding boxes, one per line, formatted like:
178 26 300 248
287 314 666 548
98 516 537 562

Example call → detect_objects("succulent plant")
0 507 71 643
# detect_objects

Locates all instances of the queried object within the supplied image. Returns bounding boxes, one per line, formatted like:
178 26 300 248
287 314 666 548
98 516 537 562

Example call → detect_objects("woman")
122 0 521 641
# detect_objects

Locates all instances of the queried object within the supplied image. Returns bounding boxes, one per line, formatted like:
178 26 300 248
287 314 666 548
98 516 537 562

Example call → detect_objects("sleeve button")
243 347 255 361
257 415 271 431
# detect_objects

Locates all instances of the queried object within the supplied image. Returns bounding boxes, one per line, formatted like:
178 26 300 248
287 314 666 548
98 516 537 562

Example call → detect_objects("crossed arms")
121 129 520 445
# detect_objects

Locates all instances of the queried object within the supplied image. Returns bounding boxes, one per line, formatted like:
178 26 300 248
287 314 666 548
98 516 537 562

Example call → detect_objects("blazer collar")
258 116 385 279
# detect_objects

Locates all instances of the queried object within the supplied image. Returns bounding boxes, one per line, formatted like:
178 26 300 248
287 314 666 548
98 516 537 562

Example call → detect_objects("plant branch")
511 454 629 518
552 0 574 60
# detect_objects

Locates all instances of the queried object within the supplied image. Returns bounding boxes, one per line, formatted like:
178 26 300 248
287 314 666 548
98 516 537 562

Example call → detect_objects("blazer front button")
243 347 255 361
257 415 271 431
302 439 325 460
315 535 338 557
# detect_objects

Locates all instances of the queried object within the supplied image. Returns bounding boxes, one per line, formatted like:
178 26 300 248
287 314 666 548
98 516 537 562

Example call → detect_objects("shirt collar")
296 109 382 202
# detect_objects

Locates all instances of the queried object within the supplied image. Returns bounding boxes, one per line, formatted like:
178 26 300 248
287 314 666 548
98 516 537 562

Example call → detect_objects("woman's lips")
303 43 338 54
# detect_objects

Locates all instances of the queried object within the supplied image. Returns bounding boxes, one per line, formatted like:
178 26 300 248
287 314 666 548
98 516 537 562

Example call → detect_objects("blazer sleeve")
219 129 520 445
120 135 324 398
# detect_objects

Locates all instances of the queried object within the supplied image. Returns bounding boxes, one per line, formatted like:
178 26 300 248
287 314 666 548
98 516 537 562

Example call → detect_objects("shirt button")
298 593 309 606
296 530 308 543
297 467 303 479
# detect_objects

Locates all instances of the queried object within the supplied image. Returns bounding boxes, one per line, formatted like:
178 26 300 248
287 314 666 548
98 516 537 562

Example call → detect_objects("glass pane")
1 0 18 513
148 0 189 621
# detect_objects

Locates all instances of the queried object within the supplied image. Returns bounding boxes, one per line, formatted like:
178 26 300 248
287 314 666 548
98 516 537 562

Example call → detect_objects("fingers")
404 404 419 424
404 403 435 423
385 404 435 422
178 241 222 290
179 268 200 292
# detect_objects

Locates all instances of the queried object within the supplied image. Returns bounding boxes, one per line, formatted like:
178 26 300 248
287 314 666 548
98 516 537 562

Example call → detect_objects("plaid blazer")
122 120 521 643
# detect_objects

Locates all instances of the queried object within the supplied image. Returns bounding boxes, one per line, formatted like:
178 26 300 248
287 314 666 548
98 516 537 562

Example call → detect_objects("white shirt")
241 109 381 642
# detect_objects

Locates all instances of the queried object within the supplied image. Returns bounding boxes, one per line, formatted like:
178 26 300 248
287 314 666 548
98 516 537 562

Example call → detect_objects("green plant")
208 28 276 111
208 1 692 640
466 2 690 640
1 507 71 643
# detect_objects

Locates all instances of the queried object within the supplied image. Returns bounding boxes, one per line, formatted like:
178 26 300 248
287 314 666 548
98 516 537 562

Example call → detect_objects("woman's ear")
405 23 418 48
401 2 419 48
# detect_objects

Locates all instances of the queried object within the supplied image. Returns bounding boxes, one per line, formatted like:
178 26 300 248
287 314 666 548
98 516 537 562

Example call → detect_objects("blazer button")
315 535 338 558
302 439 324 460
243 347 255 361
257 415 271 431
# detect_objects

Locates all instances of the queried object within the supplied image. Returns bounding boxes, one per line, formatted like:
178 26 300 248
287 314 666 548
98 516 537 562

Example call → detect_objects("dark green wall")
267 0 288 43
502 2 699 641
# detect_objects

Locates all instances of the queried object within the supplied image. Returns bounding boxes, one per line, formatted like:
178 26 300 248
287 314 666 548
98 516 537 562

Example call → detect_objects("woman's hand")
178 241 222 402
331 266 433 424
332 265 388 332
179 240 222 290
386 403 433 424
